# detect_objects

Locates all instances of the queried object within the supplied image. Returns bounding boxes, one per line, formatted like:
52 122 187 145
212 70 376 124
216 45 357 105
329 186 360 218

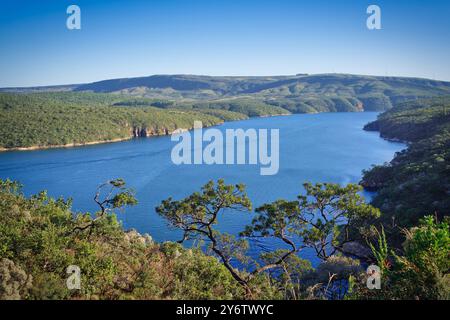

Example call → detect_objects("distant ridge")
0 84 79 93
2 73 450 112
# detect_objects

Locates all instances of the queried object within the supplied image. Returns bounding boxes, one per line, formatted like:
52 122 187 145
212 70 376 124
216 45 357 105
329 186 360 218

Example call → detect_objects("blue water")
0 113 405 266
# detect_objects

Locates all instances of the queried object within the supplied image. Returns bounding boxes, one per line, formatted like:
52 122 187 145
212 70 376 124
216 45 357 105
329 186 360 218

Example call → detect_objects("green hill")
361 96 450 229
3 74 450 113
0 93 248 150
67 73 450 112
2 74 450 150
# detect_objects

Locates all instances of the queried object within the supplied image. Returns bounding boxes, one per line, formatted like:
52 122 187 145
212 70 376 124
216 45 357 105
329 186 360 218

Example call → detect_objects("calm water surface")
0 113 405 265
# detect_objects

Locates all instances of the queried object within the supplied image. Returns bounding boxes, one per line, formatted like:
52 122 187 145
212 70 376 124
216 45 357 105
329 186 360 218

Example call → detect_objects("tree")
72 178 137 233
157 180 375 298
259 249 312 300
242 183 378 299
241 200 310 275
156 179 254 296
296 182 380 260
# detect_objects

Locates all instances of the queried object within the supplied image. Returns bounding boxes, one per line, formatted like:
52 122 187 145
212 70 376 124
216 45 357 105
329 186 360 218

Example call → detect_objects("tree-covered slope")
361 96 450 228
3 74 450 113
2 74 450 150
0 93 249 150
72 74 450 112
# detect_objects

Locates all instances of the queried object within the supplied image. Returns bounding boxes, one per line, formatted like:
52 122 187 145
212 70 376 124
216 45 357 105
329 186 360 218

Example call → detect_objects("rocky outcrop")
132 126 149 137
131 126 177 138
171 128 189 134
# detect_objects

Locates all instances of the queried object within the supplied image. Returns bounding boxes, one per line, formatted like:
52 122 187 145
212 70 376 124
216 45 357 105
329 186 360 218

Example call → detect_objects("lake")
0 112 405 266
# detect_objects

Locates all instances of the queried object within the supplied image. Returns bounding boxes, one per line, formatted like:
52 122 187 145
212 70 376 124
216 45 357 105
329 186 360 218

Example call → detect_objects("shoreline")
0 111 378 153
0 137 134 153
0 113 293 153
0 120 229 153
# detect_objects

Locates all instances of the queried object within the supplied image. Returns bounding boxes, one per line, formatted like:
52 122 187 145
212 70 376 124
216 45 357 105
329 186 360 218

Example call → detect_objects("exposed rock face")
131 126 176 137
171 128 188 134
129 123 217 139
132 126 150 137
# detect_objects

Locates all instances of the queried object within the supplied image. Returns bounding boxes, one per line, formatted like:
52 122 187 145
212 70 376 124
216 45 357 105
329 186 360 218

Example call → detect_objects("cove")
0 112 405 265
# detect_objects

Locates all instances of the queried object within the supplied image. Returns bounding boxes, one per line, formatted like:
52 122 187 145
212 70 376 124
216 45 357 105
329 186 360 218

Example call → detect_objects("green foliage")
260 249 313 300
156 180 259 296
183 98 290 117
314 255 362 282
351 217 450 300
96 178 138 212
368 226 390 273
38 74 450 113
1 176 448 300
3 75 450 149
149 242 246 300
156 179 252 243
0 179 256 300
297 182 380 260
242 200 303 239
402 216 450 276
157 179 382 298
0 93 242 149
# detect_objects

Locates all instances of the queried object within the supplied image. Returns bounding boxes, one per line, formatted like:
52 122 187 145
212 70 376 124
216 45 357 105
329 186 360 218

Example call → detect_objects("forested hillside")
3 74 450 113
0 93 250 150
72 74 450 111
2 73 450 150
361 96 450 229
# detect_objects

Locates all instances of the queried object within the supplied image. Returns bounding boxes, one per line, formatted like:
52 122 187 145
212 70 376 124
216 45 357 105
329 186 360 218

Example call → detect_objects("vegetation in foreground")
1 178 448 300
0 179 249 300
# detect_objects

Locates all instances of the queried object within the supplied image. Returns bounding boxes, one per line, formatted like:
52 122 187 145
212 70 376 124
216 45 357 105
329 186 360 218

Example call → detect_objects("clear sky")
0 0 449 87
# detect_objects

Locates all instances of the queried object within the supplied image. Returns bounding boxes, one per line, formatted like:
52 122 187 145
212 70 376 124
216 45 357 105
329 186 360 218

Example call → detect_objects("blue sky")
0 0 449 87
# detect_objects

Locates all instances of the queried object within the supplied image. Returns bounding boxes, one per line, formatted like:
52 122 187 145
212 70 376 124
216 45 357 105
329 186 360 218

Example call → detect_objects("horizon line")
1 72 450 90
